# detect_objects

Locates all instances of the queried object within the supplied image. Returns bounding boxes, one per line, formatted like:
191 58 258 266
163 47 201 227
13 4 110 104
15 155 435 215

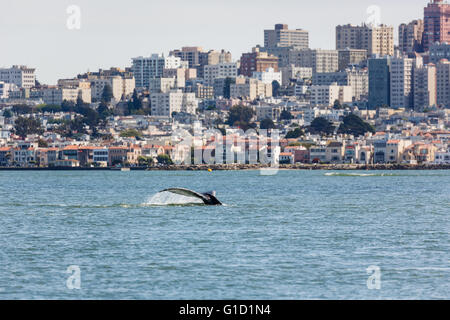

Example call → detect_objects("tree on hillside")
285 127 305 139
260 118 275 130
226 105 255 129
272 80 281 97
308 117 335 136
14 117 44 138
280 110 293 120
101 84 114 103
337 114 375 137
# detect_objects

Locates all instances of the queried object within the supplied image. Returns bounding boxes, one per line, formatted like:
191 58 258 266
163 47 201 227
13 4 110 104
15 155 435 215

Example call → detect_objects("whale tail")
161 188 222 206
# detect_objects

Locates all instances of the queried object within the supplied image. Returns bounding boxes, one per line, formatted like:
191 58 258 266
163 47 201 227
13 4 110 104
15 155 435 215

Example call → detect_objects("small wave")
324 172 394 177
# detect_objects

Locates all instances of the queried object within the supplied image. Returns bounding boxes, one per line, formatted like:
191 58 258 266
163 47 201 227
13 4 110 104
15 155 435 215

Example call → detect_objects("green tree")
12 105 33 115
260 118 275 130
38 138 48 148
285 127 305 139
337 114 375 137
101 84 114 103
272 80 281 97
157 154 173 165
308 117 335 136
120 129 142 138
280 110 293 120
223 77 235 99
62 100 76 112
98 102 112 119
3 109 12 118
226 105 255 129
14 117 44 138
138 156 154 166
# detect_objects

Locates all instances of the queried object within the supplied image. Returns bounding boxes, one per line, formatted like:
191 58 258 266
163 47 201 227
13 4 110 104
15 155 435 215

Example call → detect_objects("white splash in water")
144 191 204 206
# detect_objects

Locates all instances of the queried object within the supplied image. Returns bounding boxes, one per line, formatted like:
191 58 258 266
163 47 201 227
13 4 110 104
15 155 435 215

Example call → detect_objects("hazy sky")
0 0 428 84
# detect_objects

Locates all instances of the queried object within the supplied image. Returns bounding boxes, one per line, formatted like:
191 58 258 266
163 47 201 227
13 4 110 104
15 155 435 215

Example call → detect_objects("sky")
0 0 428 84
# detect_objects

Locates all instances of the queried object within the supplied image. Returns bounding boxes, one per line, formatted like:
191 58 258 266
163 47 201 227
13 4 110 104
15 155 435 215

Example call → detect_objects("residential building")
230 77 272 100
414 64 437 111
336 24 394 56
0 65 36 89
131 54 184 88
150 90 198 117
338 49 368 71
239 48 279 77
252 67 282 85
368 57 391 109
149 77 177 93
309 146 327 163
42 87 91 105
90 76 135 101
264 24 309 49
289 49 339 73
203 63 238 86
312 68 368 101
280 65 313 86
390 57 416 109
325 141 345 163
436 59 450 107
423 0 450 51
309 84 352 106
399 20 424 53
429 42 450 64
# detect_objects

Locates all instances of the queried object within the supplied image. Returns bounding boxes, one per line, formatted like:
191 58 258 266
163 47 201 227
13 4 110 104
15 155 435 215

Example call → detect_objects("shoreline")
1 163 450 171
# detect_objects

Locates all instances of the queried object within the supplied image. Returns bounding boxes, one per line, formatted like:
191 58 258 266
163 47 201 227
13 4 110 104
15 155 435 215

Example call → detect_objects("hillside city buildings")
0 0 449 167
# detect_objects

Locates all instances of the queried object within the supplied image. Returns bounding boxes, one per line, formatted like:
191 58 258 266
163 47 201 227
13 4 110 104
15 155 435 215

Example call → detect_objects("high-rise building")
429 42 450 63
423 0 450 52
399 20 424 54
390 56 418 109
203 63 238 86
436 59 450 107
264 24 309 49
413 64 437 111
0 65 36 89
312 68 368 101
336 24 394 57
150 90 198 117
289 49 339 74
239 48 279 77
338 49 368 71
368 57 391 109
131 54 184 88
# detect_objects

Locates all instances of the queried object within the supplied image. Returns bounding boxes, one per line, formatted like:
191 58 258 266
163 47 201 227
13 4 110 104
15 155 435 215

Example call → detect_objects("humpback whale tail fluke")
161 188 222 206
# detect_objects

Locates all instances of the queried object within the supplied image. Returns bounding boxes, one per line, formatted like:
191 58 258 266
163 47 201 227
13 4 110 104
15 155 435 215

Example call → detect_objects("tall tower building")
336 24 394 57
399 20 424 53
413 64 437 111
423 0 450 51
368 57 391 109
436 59 450 106
264 24 309 49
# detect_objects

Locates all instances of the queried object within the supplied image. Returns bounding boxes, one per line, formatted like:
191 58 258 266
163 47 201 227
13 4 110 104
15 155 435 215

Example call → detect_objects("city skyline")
0 0 427 84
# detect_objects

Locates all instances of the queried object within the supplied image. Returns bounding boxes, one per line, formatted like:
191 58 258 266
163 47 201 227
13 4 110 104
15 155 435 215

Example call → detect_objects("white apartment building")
0 82 19 99
131 54 186 88
413 64 437 111
150 90 198 117
390 57 415 109
280 65 313 86
230 77 273 100
312 68 368 101
149 77 177 93
42 87 92 105
0 65 36 89
203 63 238 86
309 84 352 106
90 76 135 102
289 49 339 74
252 67 282 85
